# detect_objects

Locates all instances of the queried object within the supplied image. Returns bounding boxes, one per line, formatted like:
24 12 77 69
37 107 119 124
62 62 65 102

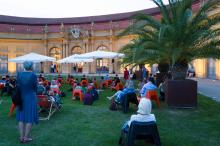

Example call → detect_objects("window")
49 47 62 61
0 54 8 74
72 46 83 54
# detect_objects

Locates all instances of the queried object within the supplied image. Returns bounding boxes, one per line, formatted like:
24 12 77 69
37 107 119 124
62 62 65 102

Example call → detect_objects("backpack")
12 85 22 110
90 89 99 101
109 99 117 111
83 93 93 105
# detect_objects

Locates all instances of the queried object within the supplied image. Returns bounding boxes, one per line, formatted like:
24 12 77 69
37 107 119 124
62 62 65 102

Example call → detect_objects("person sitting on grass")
93 77 99 89
72 83 83 100
119 98 156 144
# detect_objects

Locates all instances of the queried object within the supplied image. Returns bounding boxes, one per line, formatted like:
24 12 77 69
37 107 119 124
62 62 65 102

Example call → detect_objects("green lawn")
0 83 220 146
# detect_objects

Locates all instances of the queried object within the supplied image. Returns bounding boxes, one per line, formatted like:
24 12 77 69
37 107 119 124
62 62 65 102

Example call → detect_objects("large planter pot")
165 79 197 108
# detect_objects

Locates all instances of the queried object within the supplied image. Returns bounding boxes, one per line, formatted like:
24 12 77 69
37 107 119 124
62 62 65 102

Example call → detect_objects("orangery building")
0 0 220 79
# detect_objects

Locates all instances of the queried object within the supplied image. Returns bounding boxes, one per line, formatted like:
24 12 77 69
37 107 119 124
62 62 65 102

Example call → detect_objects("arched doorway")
49 47 62 73
96 45 109 73
72 46 83 73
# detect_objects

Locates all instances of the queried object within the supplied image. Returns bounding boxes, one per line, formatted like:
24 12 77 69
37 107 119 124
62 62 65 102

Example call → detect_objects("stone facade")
0 0 220 80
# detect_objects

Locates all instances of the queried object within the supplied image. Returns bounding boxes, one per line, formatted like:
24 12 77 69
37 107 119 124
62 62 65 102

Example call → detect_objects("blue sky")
0 0 169 18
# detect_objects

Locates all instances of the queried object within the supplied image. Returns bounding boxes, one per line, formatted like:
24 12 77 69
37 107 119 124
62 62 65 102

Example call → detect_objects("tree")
119 0 220 79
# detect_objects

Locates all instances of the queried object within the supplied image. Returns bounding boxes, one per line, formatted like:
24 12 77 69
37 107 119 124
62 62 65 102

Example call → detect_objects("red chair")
9 103 16 117
93 81 99 89
0 83 4 89
38 95 58 120
100 81 107 89
107 80 112 87
80 80 88 87
73 89 84 101
146 90 160 108
112 83 124 91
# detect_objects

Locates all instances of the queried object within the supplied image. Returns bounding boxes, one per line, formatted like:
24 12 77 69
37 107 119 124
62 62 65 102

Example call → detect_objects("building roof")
0 1 202 34
0 7 161 25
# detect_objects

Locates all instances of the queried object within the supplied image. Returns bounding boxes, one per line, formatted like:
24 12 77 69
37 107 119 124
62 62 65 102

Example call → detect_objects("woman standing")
16 61 38 143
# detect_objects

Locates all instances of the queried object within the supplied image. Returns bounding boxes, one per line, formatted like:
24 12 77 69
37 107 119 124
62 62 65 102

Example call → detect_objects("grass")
0 83 220 146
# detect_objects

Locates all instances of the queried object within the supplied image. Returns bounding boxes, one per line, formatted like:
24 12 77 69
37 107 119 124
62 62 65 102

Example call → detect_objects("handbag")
12 84 23 110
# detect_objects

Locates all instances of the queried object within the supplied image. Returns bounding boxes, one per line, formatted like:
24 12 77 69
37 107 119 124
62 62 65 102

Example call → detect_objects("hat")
137 98 152 115
23 61 33 71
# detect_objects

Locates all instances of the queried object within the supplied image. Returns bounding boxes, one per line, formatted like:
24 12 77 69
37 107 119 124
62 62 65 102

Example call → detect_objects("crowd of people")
0 63 168 144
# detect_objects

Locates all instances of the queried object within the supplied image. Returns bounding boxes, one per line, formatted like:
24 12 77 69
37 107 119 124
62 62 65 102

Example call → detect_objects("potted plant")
119 0 220 107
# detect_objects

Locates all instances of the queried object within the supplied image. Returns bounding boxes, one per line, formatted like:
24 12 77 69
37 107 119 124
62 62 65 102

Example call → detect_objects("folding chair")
146 90 160 108
119 121 161 146
38 95 59 120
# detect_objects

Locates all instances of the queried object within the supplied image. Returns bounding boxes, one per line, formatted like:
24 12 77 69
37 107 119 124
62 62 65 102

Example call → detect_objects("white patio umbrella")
57 54 94 63
8 52 56 73
76 50 125 59
8 52 56 63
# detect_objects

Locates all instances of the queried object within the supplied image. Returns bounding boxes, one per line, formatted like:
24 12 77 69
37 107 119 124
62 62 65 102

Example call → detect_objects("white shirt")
128 114 156 126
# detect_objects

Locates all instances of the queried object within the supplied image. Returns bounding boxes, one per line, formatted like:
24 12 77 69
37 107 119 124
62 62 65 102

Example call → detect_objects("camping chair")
146 90 160 108
0 83 4 89
38 95 59 120
116 92 138 114
119 121 161 146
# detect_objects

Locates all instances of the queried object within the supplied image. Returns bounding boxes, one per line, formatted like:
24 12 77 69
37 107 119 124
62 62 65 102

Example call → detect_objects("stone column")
43 25 49 73
90 22 96 73
109 21 114 73
216 59 220 80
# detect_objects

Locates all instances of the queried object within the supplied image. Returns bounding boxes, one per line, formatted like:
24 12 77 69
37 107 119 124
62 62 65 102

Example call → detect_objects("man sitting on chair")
140 77 157 98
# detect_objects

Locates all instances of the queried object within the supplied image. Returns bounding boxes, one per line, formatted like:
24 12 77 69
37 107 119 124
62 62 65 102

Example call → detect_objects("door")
207 58 216 79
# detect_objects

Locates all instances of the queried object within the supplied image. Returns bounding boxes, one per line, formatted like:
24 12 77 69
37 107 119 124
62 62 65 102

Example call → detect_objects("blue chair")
119 121 161 146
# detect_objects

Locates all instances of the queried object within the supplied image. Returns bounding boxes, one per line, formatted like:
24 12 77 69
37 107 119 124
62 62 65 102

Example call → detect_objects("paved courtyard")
193 78 220 102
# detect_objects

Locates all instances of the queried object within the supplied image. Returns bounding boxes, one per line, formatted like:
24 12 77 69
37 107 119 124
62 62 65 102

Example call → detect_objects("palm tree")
119 0 220 79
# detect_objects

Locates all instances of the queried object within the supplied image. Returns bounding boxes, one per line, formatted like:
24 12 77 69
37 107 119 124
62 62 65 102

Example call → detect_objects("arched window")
71 46 84 73
72 46 83 54
49 47 62 61
97 45 108 51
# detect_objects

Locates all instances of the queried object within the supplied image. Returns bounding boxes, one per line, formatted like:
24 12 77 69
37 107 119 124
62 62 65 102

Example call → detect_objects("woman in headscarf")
16 61 38 143
121 98 156 133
